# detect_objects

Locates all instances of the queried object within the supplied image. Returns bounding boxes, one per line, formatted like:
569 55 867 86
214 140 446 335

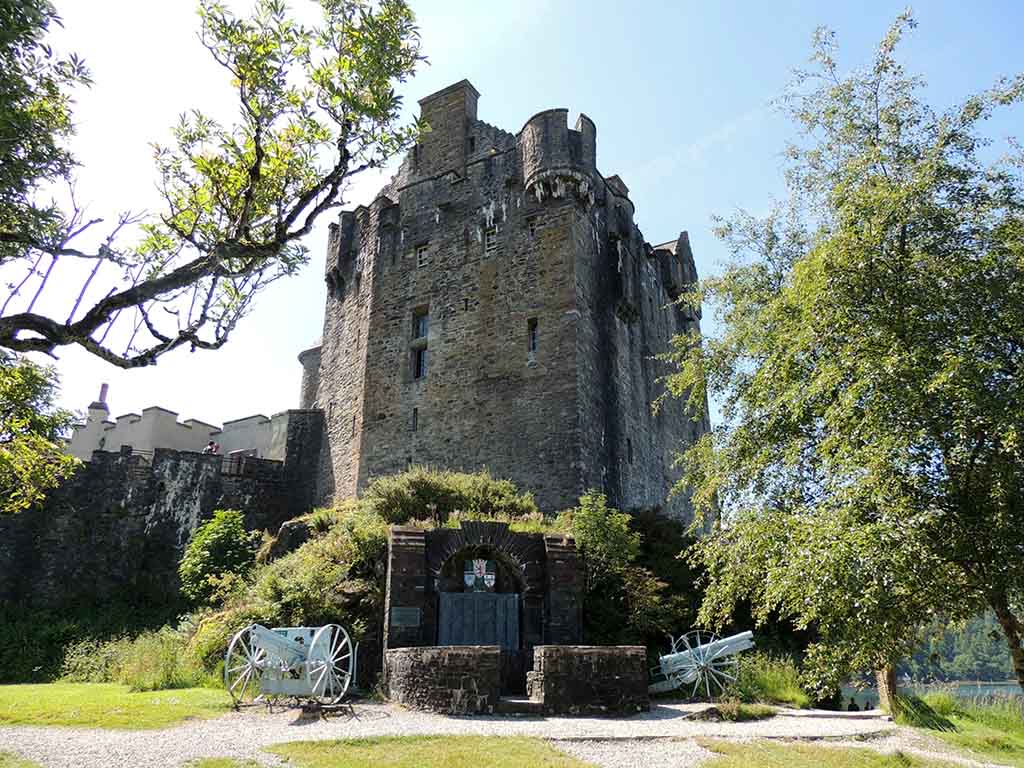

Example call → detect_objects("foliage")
0 0 90 252
179 510 260 605
268 736 593 768
0 0 423 368
0 352 78 514
62 623 214 692
730 653 810 708
189 501 389 669
697 739 959 768
903 614 1016 682
665 12 1024 695
562 492 701 649
713 700 777 721
0 601 178 683
364 466 539 524
0 682 230 729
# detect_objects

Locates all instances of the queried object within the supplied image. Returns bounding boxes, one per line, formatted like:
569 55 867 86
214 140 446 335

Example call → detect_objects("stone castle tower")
299 80 709 521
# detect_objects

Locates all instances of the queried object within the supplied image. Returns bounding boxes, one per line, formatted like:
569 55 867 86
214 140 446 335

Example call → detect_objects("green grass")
0 754 42 768
905 694 1024 768
697 740 960 767
268 736 594 768
0 683 231 729
186 761 259 768
731 653 811 708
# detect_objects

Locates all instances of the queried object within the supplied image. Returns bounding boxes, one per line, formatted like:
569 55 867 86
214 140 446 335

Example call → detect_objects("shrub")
731 652 811 708
190 502 390 670
61 619 213 692
179 510 260 605
363 466 538 524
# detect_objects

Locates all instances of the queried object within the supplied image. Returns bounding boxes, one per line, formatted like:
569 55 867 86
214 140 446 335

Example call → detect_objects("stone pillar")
384 526 429 652
543 534 583 644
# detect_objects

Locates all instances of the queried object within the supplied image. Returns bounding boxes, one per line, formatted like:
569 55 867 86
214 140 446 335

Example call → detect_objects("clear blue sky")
31 0 1024 426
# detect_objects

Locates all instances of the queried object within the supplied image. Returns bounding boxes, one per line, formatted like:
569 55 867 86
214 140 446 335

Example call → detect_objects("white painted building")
67 384 288 461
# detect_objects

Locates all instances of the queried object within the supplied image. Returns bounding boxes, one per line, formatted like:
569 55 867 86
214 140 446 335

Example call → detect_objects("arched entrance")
437 547 522 651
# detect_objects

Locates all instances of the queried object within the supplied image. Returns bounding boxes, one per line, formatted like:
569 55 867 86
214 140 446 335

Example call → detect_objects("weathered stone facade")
0 410 324 608
527 645 650 715
385 645 501 714
306 80 709 521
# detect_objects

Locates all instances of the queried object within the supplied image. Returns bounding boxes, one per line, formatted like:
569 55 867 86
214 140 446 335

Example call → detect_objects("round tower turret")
297 345 322 409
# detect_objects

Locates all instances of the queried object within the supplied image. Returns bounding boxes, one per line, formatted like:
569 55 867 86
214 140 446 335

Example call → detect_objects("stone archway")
383 521 583 695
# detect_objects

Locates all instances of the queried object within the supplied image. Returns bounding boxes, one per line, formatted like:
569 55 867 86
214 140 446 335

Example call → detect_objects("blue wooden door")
438 592 519 649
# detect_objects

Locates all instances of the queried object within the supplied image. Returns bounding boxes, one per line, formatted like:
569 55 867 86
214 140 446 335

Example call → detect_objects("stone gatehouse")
383 521 582 693
300 79 710 522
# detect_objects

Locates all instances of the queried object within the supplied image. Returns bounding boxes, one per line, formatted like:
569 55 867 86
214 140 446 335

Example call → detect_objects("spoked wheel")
224 624 265 705
670 630 738 701
307 624 354 705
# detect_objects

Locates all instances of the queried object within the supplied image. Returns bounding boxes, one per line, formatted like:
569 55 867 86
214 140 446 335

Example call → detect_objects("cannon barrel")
658 630 754 675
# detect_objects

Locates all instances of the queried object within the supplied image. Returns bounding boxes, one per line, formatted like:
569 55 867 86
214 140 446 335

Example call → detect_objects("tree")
664 13 1024 701
0 352 78 514
0 0 423 367
179 509 259 604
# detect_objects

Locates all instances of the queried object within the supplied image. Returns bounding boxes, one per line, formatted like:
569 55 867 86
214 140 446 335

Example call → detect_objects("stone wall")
385 645 501 714
527 645 650 716
0 410 324 609
311 79 709 523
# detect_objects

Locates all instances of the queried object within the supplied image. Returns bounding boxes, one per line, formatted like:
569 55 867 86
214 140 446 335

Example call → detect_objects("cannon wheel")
307 624 354 705
225 625 265 705
671 630 739 701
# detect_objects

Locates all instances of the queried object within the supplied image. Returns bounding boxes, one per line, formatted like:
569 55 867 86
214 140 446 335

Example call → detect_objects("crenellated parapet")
519 109 598 208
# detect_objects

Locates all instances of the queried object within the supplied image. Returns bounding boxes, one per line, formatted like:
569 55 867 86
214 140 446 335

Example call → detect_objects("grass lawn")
268 736 593 768
926 712 1024 767
0 683 232 729
697 740 960 767
0 754 42 768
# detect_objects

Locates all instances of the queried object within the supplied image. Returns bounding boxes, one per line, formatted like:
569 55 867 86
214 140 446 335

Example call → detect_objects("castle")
300 80 709 520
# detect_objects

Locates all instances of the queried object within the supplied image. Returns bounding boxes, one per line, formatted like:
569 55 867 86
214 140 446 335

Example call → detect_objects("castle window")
412 308 429 340
467 136 476 154
484 227 497 255
351 414 357 437
627 438 634 464
412 307 429 380
416 243 430 268
527 216 538 238
411 407 419 432
527 317 539 354
412 347 429 380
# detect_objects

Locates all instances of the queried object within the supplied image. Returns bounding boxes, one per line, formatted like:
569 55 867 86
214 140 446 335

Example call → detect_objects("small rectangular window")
351 414 357 437
627 438 634 464
527 216 538 238
468 136 476 153
413 309 429 340
413 347 429 380
411 407 419 432
527 317 539 354
484 227 497 254
416 243 430 268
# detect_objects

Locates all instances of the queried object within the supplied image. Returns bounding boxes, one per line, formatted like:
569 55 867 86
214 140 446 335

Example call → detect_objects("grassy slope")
269 737 594 768
929 713 1024 768
0 683 231 729
698 740 960 768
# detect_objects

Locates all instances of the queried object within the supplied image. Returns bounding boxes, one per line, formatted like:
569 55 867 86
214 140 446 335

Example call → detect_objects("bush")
364 466 538 524
190 502 390 670
731 653 811 708
179 510 260 605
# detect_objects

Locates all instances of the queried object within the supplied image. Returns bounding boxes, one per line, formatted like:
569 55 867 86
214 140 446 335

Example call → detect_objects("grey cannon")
649 630 755 699
224 623 355 706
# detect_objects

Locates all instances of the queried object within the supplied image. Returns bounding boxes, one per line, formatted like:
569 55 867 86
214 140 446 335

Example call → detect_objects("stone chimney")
88 383 109 413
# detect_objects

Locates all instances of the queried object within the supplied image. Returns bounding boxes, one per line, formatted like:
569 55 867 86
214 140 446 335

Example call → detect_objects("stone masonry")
302 80 709 521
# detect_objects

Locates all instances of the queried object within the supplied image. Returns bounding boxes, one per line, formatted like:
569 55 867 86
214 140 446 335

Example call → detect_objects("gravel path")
0 703 910 768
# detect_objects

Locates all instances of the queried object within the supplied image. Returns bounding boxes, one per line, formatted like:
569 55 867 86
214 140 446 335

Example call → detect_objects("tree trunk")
875 664 899 714
990 593 1024 692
